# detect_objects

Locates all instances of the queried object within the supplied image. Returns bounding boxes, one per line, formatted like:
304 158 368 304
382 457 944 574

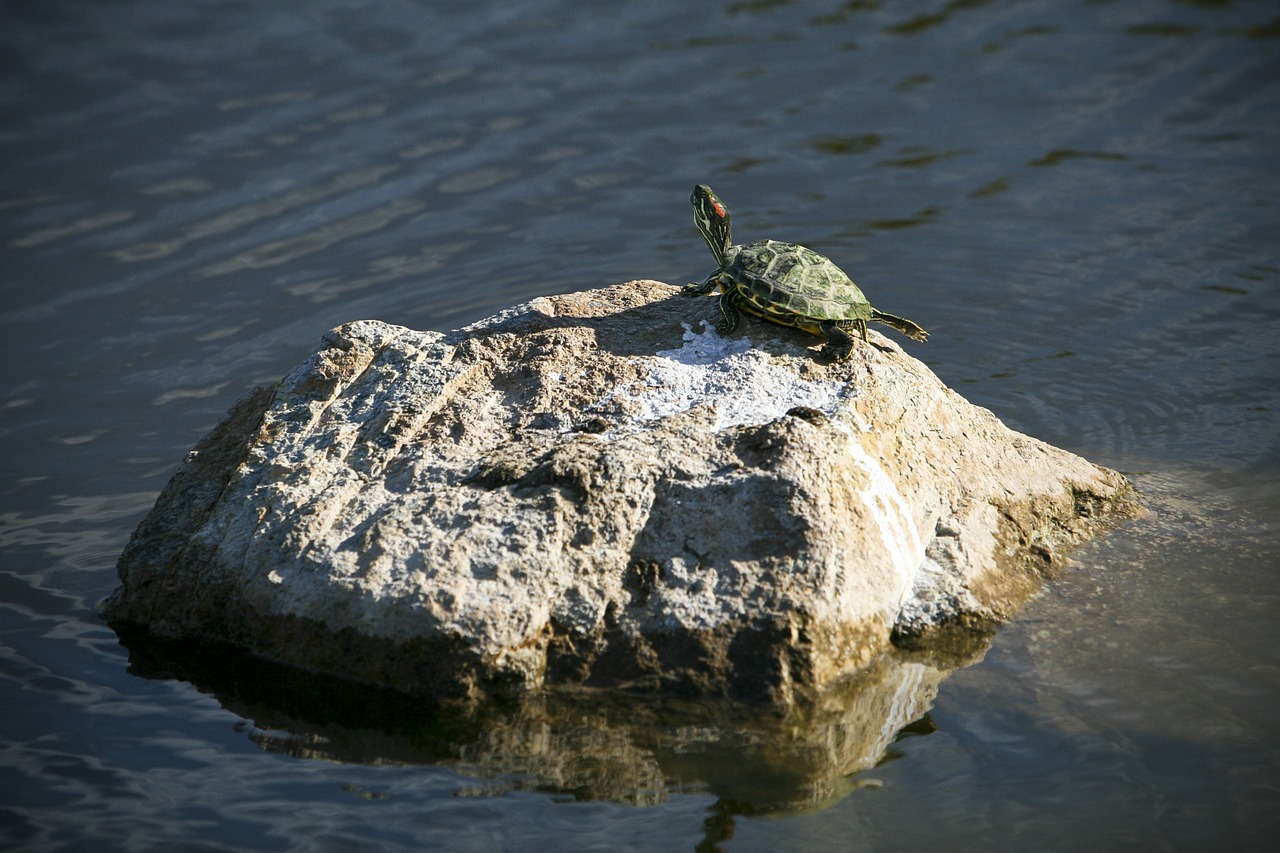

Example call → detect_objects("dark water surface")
3 1 1279 850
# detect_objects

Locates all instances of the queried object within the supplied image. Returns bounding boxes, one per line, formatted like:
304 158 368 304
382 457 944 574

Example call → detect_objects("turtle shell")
724 239 872 326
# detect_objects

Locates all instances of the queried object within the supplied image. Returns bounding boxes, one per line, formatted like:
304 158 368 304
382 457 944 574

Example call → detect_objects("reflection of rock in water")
116 626 989 814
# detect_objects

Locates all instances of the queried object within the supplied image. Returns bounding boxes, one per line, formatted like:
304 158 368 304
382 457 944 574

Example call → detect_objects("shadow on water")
113 623 989 829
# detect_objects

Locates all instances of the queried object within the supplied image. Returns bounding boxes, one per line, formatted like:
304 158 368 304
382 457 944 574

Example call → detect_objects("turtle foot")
820 342 854 362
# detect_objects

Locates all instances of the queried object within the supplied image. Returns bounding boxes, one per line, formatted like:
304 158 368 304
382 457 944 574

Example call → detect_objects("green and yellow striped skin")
683 185 927 361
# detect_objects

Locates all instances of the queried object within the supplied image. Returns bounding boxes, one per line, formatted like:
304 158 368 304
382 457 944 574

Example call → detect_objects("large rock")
103 280 1137 704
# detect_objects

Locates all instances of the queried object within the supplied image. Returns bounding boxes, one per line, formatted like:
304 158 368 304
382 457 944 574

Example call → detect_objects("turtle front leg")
818 320 856 361
715 288 744 336
682 274 721 296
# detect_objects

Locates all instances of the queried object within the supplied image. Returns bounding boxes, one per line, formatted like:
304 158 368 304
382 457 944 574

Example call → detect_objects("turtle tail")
870 309 928 342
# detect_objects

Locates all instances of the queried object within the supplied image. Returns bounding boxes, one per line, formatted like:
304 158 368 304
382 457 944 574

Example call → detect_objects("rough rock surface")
104 280 1137 704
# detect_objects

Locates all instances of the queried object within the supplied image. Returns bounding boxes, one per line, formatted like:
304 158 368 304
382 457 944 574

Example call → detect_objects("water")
2 0 1278 849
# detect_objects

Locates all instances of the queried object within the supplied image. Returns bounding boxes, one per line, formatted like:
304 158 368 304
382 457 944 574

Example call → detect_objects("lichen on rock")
103 280 1138 705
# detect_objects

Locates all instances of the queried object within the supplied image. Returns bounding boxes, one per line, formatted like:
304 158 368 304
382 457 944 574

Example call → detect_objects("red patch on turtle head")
711 199 726 218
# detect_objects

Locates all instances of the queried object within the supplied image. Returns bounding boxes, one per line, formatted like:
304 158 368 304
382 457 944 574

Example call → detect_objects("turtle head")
691 184 731 266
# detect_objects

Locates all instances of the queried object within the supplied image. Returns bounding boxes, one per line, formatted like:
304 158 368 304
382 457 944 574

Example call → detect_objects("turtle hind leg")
818 320 856 361
870 309 928 342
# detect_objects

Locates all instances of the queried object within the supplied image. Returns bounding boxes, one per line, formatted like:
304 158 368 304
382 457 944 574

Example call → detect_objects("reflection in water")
112 164 403 263
283 242 477 302
876 147 970 169
11 210 136 249
1027 149 1129 168
194 198 427 278
114 625 990 818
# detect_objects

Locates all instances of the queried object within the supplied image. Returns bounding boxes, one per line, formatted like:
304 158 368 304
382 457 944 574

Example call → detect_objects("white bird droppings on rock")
604 321 850 431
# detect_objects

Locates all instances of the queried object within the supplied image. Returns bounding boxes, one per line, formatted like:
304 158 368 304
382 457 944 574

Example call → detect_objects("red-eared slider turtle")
683 184 927 360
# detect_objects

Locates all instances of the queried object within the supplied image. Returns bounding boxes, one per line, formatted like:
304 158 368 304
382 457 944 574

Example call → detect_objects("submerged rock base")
104 280 1137 704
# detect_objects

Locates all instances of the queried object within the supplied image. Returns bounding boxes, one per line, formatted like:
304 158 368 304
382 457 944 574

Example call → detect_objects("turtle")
682 184 927 360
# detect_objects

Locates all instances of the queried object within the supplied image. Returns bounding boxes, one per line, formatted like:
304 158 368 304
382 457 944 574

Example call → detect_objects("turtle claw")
818 321 855 362
819 343 853 362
